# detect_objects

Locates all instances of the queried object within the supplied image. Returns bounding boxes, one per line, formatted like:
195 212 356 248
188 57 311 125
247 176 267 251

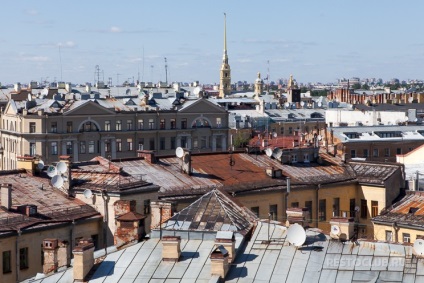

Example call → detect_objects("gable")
4 100 18 115
179 98 227 114
63 100 115 116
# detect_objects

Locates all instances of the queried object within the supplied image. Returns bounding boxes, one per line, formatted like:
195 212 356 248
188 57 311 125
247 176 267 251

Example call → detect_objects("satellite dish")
56 161 67 174
37 160 45 170
408 97 414 103
27 93 32 101
300 101 305 107
265 148 273 157
47 165 57 177
286 223 306 247
414 239 424 255
284 102 290 108
272 148 282 159
273 132 278 138
318 102 322 108
83 189 93 199
317 135 322 141
355 206 360 212
176 147 184 158
331 225 341 235
51 175 64 188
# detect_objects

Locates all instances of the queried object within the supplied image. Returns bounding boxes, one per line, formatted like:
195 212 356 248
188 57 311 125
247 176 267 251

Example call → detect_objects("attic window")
409 207 419 214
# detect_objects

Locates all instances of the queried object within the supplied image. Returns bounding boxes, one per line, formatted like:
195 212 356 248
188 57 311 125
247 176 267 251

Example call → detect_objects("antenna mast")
164 57 168 85
59 45 63 81
267 60 270 93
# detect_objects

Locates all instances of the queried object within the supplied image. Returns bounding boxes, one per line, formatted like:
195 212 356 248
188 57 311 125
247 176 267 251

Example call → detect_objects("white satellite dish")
331 225 341 235
355 206 360 212
273 148 282 159
273 132 278 138
265 148 273 157
51 175 64 188
47 165 57 177
414 239 424 255
27 93 32 101
284 102 290 108
56 161 67 174
286 223 306 247
83 189 93 199
408 97 414 103
176 147 184 158
37 160 45 170
300 101 305 107
318 102 322 108
317 135 322 141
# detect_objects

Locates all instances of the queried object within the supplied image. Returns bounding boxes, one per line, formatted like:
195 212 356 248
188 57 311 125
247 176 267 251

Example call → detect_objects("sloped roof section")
162 189 257 235
349 161 401 185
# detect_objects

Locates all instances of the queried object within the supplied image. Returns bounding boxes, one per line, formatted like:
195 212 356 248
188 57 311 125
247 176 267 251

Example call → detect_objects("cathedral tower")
219 13 231 98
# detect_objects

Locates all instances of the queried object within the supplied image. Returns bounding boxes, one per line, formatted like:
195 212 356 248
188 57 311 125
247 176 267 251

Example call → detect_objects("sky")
2 0 424 86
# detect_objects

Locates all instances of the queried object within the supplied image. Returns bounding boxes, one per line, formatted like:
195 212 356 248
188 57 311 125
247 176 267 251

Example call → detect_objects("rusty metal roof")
161 189 257 235
373 191 424 227
348 161 400 185
0 170 100 233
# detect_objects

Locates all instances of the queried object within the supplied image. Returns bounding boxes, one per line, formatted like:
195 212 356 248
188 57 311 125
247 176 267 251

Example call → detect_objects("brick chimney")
1 184 12 210
59 155 72 197
161 236 181 262
215 231 236 263
137 150 156 164
72 238 94 281
210 245 229 279
43 238 59 275
150 201 173 230
286 207 310 228
114 200 136 217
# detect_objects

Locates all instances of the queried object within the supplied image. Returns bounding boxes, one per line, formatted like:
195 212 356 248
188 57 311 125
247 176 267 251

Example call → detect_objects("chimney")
43 238 59 275
215 231 236 263
329 217 355 241
210 245 229 279
150 201 172 230
114 200 136 216
182 149 192 175
137 150 156 164
286 207 310 228
59 155 72 196
17 156 36 175
57 241 70 269
72 238 94 282
161 236 181 262
1 184 12 210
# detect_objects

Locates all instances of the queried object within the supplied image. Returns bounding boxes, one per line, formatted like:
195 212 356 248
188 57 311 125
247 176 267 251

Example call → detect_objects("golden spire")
223 13 228 64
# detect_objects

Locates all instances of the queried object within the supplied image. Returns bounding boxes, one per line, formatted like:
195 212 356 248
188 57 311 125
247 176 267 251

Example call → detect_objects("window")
127 138 133 151
149 119 155 130
160 137 165 150
201 136 207 149
291 154 297 163
88 141 95 153
138 119 144 130
160 119 165 130
82 121 98 132
116 120 122 131
66 121 73 133
216 117 222 128
20 247 28 269
144 199 151 214
269 204 277 221
181 136 187 148
181 118 187 129
403 233 411 243
29 122 36 133
350 150 356 158
291 202 299 208
333 198 340 217
105 120 111 131
30 142 36 156
116 139 122 152
138 139 144 151
105 140 111 152
51 142 58 155
170 137 176 149
371 201 378 218
363 149 368 158
384 148 390 157
289 127 293 134
80 141 86 154
385 231 393 242
149 138 155 150
251 207 259 217
350 199 355 217
396 148 402 155
3 250 11 273
319 199 326 221
65 141 72 155
170 119 176 129
51 122 57 133
193 138 198 149
361 199 367 219
127 120 133 131
373 148 379 157
280 127 284 134
305 201 312 222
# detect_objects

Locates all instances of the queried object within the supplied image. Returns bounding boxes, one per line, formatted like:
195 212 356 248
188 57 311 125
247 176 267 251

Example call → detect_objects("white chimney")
1 184 12 210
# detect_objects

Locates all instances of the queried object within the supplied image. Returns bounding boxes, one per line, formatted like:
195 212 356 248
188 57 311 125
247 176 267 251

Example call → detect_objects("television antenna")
83 189 93 199
37 160 45 170
56 161 67 174
51 174 64 188
286 223 306 247
176 147 184 158
331 224 341 236
47 165 57 177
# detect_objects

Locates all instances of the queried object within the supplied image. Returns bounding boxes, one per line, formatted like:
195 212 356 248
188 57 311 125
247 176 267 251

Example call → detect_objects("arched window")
191 117 211 128
79 121 99 132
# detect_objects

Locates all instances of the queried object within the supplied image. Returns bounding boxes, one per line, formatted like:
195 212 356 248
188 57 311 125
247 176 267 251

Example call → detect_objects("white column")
212 135 217 152
73 141 79 162
111 139 116 159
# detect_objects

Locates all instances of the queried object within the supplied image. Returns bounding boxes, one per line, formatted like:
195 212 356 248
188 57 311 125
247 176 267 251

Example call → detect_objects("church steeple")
219 13 231 98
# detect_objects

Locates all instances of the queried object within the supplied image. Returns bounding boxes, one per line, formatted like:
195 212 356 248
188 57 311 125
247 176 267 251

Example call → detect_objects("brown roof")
373 191 424 227
116 211 146 221
348 161 401 185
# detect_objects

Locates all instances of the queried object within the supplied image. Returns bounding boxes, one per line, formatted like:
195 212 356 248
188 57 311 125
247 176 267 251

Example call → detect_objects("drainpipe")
393 221 400 243
285 177 291 223
316 184 321 228
101 189 109 254
16 230 21 283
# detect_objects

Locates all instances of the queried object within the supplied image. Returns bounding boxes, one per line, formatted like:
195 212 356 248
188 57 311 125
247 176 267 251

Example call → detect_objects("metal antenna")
164 57 168 85
58 45 63 81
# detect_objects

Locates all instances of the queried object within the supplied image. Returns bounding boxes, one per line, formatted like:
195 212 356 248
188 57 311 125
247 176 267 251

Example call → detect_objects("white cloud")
26 9 38 16
19 55 50 62
58 41 76 48
110 26 122 33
